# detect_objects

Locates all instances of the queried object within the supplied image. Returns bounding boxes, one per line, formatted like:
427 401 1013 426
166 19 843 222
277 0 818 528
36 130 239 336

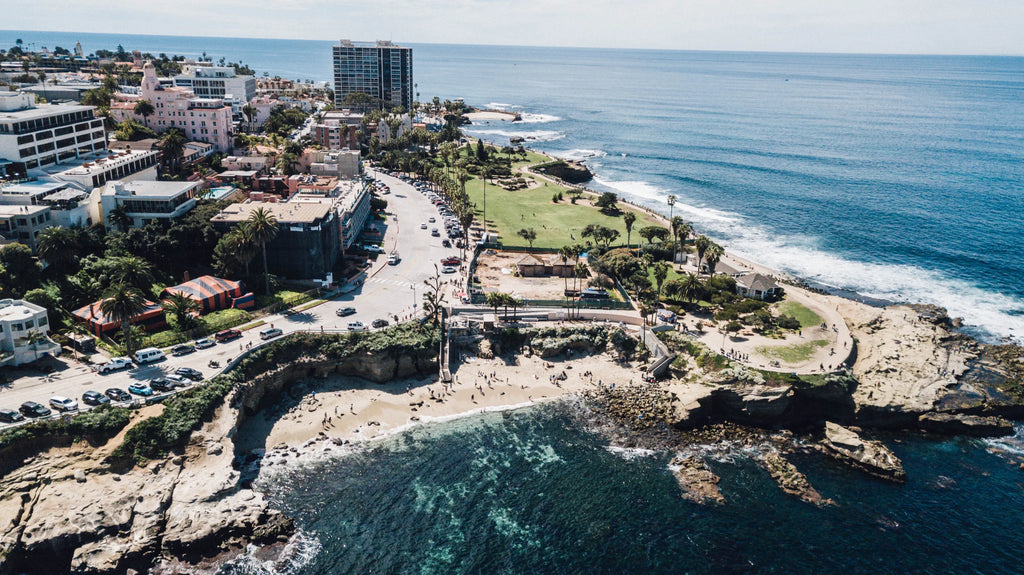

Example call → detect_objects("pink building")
110 61 234 152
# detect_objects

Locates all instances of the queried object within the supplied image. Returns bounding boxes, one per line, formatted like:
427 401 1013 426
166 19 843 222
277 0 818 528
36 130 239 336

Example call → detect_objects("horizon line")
3 28 1023 59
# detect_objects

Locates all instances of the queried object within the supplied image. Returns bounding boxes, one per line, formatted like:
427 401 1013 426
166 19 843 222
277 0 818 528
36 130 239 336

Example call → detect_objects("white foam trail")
605 445 658 460
552 149 608 161
466 128 565 142
591 176 1024 341
484 102 520 110
516 112 561 124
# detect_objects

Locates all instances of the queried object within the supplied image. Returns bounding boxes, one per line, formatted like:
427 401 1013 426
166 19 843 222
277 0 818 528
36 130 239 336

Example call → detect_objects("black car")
175 367 204 381
149 378 176 392
19 401 52 418
105 388 131 402
171 343 196 356
82 390 111 406
372 318 390 328
0 408 25 423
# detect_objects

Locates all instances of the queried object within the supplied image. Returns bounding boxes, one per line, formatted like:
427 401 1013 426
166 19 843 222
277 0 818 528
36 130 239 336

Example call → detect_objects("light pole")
411 284 417 315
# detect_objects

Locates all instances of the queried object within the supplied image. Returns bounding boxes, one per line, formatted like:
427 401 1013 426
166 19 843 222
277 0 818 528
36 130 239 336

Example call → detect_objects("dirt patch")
475 251 582 300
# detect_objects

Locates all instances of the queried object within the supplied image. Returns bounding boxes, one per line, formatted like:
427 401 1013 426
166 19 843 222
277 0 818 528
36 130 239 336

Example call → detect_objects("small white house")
735 273 783 300
0 299 61 366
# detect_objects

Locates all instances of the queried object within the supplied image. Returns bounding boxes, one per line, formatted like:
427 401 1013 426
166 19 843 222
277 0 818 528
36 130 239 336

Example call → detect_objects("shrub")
777 314 802 330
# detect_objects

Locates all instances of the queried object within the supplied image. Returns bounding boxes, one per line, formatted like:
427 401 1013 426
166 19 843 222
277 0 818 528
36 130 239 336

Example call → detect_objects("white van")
133 347 166 364
259 327 283 340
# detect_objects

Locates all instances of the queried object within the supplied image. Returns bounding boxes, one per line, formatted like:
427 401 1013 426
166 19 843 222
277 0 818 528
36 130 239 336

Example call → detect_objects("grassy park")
463 174 662 250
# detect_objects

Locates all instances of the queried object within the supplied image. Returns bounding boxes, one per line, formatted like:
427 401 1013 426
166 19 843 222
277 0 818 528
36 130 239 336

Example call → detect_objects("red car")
441 256 461 266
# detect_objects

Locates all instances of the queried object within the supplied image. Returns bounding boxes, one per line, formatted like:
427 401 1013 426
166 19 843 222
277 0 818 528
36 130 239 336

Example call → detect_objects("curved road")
0 168 463 428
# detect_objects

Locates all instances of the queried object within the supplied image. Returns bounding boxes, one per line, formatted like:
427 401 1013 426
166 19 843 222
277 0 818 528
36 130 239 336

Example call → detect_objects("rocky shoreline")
0 306 1022 572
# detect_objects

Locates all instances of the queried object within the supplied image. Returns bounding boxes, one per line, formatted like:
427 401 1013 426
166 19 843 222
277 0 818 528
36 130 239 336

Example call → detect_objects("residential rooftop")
0 299 45 322
0 103 94 123
104 180 199 198
212 200 333 225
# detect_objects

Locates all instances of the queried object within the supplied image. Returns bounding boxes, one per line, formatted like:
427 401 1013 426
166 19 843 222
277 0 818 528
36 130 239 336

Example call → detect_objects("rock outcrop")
822 422 907 483
669 455 725 504
761 452 833 506
532 160 593 184
917 412 1014 437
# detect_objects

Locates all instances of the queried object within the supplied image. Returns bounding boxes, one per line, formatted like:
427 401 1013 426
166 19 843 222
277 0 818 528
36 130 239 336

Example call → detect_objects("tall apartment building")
311 109 363 150
332 40 413 110
0 90 106 178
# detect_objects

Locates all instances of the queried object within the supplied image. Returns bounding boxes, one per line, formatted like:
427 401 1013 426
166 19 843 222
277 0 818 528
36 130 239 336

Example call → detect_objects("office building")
0 90 106 178
97 179 201 229
332 40 413 110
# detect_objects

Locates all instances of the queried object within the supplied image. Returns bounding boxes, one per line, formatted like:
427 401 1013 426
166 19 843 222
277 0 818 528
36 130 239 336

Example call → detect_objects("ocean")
4 31 1024 573
3 30 1023 341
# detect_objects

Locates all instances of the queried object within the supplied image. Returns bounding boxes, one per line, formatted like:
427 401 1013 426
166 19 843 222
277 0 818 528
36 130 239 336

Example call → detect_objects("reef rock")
917 412 1014 437
823 422 907 483
669 455 725 505
762 451 833 506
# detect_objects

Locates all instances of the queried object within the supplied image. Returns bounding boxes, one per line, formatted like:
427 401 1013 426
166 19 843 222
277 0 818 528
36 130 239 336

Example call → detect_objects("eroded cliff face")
0 345 436 574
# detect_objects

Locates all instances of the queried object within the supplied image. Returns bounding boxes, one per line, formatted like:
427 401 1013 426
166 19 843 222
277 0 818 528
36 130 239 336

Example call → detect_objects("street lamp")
411 284 417 312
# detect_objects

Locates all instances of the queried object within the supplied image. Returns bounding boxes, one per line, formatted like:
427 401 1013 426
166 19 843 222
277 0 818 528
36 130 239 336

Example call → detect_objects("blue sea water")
3 31 1023 340
223 404 1024 575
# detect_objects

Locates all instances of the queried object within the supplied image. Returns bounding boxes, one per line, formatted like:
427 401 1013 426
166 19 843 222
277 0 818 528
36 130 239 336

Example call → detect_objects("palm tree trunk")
122 320 131 356
261 242 270 294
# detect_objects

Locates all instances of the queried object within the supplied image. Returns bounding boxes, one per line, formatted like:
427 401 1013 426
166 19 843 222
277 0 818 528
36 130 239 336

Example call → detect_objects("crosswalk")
366 276 415 288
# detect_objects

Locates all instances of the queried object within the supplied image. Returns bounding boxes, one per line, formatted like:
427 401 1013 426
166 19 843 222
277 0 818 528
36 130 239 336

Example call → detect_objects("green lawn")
756 339 828 363
464 176 662 250
775 300 822 329
254 289 306 309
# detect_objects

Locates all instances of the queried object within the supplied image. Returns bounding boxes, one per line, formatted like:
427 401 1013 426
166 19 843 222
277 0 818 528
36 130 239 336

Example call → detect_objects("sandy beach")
465 110 519 122
240 349 643 460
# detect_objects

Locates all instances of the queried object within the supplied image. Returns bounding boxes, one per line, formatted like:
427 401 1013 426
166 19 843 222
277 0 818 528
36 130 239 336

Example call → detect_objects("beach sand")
465 110 519 122
239 350 643 458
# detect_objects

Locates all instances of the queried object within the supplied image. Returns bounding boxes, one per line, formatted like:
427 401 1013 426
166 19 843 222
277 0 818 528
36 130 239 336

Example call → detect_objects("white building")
0 204 52 252
0 180 90 228
41 148 160 190
174 64 256 102
222 155 269 172
0 299 61 366
309 149 361 179
97 179 201 230
0 90 106 177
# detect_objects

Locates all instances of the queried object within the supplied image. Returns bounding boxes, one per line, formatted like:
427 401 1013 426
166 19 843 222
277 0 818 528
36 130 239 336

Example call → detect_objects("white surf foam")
484 102 521 110
605 445 658 460
466 128 565 142
591 176 1024 341
552 149 608 161
516 112 561 124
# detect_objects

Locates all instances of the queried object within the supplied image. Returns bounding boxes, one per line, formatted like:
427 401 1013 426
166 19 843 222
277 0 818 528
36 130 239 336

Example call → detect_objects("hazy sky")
7 0 1024 54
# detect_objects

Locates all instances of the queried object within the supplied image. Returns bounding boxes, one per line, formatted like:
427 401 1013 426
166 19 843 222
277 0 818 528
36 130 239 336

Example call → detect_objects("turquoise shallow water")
218 404 1024 575
3 31 1023 339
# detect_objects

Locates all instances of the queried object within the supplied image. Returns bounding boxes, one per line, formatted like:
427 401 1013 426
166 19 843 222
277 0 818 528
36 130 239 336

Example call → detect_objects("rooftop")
104 180 200 198
0 204 49 217
0 299 46 322
0 103 94 123
36 149 159 178
212 200 333 225
0 180 68 197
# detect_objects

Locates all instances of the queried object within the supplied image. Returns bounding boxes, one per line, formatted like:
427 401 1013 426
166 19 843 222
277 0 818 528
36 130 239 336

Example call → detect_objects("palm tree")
623 211 636 250
667 194 676 221
232 221 259 283
680 272 702 305
159 128 187 173
653 261 669 295
573 262 589 318
704 243 724 288
100 283 146 355
107 207 132 233
480 167 490 234
248 207 279 295
669 216 686 264
133 99 155 123
486 291 504 319
558 246 573 293
18 330 48 363
694 235 712 272
37 226 79 275
164 292 200 330
110 255 154 292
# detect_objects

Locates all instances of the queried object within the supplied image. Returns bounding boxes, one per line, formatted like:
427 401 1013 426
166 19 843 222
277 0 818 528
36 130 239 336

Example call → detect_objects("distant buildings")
311 109 363 150
173 64 256 102
332 40 413 110
109 61 233 152
0 298 61 366
0 90 105 178
308 150 361 179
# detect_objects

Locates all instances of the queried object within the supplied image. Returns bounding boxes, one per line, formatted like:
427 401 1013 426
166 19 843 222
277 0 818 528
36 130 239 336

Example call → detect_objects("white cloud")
5 0 1023 54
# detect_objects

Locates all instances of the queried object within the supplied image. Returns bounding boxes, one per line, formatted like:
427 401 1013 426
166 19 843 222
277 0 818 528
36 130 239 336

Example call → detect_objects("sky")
5 0 1024 55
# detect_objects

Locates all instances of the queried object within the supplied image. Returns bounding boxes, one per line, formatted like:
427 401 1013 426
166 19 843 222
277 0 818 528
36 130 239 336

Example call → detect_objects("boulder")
823 422 906 483
669 455 725 505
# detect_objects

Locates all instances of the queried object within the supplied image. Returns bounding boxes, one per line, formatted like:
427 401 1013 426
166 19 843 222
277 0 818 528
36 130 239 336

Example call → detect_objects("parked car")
175 367 204 381
442 266 457 274
128 383 154 397
347 321 368 332
259 327 283 340
428 216 435 222
442 256 461 266
133 347 166 364
371 318 390 328
0 408 25 423
149 378 175 392
336 306 357 317
171 343 196 356
98 357 133 374
49 396 78 412
165 374 190 387
215 329 242 343
420 222 428 229
82 390 111 406
442 239 452 248
194 338 215 349
20 401 52 418
105 388 131 402
363 244 384 254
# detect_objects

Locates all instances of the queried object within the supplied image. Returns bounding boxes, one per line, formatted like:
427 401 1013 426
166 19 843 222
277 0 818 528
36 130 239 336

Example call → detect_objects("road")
0 168 464 428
